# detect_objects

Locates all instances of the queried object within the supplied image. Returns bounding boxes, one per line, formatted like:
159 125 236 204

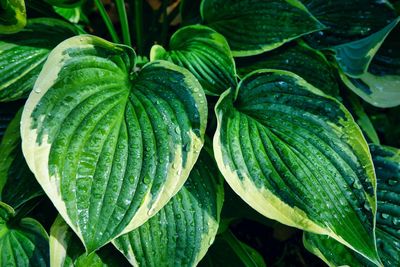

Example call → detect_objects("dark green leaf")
0 109 43 209
0 18 80 102
0 0 26 33
21 35 207 252
214 70 380 264
201 0 325 57
151 25 236 96
236 41 339 96
113 149 224 266
0 201 49 267
44 0 83 8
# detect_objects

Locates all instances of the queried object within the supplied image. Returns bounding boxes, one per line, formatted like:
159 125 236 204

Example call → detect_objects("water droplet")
352 180 362 189
381 213 389 219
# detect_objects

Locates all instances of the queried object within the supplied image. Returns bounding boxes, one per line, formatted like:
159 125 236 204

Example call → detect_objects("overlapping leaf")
236 41 339 97
213 70 380 264
200 0 325 57
304 144 400 266
0 18 80 102
50 216 130 267
151 25 236 96
0 0 26 34
113 149 224 267
0 202 49 267
0 109 43 209
21 35 207 252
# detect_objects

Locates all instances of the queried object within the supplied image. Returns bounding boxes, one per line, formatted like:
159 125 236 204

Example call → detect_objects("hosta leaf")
21 35 207 252
199 230 266 267
0 18 80 102
0 109 43 209
150 25 236 96
304 144 400 266
213 70 380 264
50 216 130 267
301 0 398 48
0 0 26 34
341 25 400 108
200 0 325 57
113 148 224 267
333 17 399 77
236 41 339 97
0 201 49 266
53 6 88 24
44 0 83 8
0 101 21 141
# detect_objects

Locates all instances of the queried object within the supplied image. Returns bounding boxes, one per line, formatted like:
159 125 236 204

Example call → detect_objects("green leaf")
113 148 224 266
304 144 400 267
0 109 43 209
21 35 207 252
50 215 130 267
0 101 21 141
340 24 400 108
44 0 83 8
53 6 88 24
0 18 80 102
213 70 381 264
0 201 49 266
301 0 398 48
200 0 325 57
199 230 266 267
236 41 339 97
0 0 26 34
333 17 399 77
151 25 237 96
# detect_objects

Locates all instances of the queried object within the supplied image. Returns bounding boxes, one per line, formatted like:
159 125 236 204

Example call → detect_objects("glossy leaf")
213 70 380 264
0 18 80 102
113 149 224 267
0 109 43 209
50 215 130 267
304 144 400 267
0 0 26 34
151 25 236 96
21 35 207 252
236 41 339 97
301 0 398 48
0 201 49 266
199 230 266 267
200 0 325 57
44 0 83 8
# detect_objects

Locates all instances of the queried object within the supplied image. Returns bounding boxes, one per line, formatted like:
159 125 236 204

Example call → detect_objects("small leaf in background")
0 18 80 102
113 148 224 267
0 201 49 266
0 109 43 209
303 144 400 267
213 70 381 264
151 25 237 96
21 35 207 252
53 6 88 24
0 0 26 34
199 230 266 267
201 0 325 57
236 41 339 97
44 0 83 8
50 215 130 267
341 24 400 108
301 0 398 48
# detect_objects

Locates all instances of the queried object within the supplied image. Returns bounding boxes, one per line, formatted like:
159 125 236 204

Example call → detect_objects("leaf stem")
94 0 120 43
115 0 132 46
134 0 144 54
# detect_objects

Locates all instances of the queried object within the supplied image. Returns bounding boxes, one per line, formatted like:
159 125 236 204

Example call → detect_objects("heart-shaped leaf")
0 201 49 266
236 41 339 97
21 35 207 252
0 0 26 34
341 24 400 108
0 109 43 209
151 25 236 96
113 148 224 266
50 215 130 267
0 18 80 102
201 0 325 57
213 70 380 264
304 144 400 266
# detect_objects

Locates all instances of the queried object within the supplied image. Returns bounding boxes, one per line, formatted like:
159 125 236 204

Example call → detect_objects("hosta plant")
0 0 399 266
